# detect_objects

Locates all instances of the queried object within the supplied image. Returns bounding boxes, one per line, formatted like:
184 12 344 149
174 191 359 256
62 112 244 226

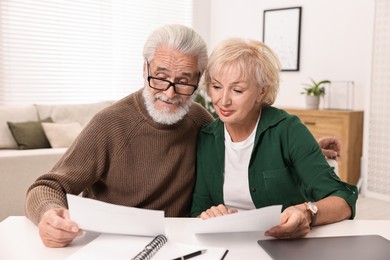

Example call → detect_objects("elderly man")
25 24 214 247
25 24 341 248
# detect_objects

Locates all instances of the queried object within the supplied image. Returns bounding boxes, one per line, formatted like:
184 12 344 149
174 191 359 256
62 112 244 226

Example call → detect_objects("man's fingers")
52 219 79 233
46 221 81 239
39 222 77 248
49 209 80 233
38 208 82 248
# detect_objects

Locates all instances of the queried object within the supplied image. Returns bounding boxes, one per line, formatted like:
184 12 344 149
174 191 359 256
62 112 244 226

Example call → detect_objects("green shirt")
191 106 358 217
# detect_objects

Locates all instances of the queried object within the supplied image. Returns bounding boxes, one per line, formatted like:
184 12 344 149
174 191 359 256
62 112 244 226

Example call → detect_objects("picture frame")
263 7 302 71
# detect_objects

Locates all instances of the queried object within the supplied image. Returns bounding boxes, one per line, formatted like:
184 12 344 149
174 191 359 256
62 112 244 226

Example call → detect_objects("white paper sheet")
66 234 227 260
191 205 282 234
66 194 165 236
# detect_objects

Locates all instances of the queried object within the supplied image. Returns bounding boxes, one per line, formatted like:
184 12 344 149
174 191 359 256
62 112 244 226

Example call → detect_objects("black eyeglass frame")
146 62 200 96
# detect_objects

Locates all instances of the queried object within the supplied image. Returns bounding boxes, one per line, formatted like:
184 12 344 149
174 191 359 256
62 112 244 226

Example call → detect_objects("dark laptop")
258 235 390 260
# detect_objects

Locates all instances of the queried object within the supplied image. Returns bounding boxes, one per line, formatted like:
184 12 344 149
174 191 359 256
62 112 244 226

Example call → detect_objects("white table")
1 216 390 259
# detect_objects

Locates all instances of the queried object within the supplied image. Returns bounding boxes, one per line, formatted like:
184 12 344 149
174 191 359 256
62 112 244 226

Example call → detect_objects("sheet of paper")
66 194 165 236
66 234 227 260
191 205 282 234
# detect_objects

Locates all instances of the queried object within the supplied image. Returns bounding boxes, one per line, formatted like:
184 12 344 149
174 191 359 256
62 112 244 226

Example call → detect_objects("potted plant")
301 78 331 109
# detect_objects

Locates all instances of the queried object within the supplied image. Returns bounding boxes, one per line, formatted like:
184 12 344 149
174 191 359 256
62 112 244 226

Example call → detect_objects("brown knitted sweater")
25 89 214 224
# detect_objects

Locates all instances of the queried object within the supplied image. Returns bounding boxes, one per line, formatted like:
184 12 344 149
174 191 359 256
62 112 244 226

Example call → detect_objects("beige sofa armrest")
0 148 66 221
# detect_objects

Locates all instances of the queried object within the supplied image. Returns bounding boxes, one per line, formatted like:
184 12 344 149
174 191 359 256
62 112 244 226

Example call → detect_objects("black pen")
171 249 207 260
220 249 229 260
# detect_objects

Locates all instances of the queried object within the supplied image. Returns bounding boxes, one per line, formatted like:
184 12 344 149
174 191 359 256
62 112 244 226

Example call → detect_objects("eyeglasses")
147 62 200 96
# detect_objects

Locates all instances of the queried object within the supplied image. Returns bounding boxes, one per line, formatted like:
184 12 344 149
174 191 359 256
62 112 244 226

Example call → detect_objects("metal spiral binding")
132 234 168 260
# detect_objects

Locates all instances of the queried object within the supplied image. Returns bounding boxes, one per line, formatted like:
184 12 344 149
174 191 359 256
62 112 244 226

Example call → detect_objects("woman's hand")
265 205 311 239
199 204 238 220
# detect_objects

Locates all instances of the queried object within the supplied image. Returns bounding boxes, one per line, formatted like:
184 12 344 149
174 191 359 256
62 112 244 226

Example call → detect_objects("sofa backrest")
0 105 39 149
0 101 115 150
35 100 114 127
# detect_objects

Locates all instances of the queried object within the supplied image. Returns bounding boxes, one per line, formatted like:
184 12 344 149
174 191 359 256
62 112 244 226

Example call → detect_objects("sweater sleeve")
25 111 114 224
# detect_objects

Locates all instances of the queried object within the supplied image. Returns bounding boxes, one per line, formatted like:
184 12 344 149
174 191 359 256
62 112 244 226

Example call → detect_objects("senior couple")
25 24 357 247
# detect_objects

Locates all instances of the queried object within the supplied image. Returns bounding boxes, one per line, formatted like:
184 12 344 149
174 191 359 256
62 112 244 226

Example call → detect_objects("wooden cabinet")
283 108 364 185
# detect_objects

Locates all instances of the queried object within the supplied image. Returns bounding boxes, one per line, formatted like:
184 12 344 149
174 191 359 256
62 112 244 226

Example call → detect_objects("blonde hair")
203 38 281 106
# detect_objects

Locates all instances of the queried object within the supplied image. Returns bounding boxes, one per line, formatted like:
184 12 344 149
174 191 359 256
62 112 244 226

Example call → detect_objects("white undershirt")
223 116 260 211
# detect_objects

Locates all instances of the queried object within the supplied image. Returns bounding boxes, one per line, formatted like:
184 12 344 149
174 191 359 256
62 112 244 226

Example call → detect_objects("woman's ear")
256 86 267 103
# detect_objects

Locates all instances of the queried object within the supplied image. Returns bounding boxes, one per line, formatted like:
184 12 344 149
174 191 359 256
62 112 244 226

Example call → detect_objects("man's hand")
38 208 82 247
265 205 311 239
199 204 238 220
317 137 341 160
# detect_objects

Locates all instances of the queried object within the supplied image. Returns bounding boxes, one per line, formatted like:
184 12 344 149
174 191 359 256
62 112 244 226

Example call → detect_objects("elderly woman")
190 38 358 239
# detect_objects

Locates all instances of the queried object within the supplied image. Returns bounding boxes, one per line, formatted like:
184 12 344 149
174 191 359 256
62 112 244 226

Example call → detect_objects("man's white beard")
142 85 194 125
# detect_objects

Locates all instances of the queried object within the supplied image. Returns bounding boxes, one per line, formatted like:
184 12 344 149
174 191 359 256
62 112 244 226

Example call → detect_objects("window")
0 0 193 104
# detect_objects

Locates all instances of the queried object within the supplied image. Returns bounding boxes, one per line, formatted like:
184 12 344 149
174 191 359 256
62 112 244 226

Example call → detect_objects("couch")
0 101 340 222
0 101 114 221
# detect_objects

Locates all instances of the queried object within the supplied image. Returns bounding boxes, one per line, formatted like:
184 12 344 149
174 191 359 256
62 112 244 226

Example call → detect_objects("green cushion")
7 117 53 149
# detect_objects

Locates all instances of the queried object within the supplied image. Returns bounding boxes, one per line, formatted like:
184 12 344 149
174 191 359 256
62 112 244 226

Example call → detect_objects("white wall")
193 0 210 47
200 0 375 110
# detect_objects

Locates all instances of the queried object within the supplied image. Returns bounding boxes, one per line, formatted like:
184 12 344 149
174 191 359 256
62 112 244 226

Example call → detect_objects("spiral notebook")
132 234 167 260
66 233 227 260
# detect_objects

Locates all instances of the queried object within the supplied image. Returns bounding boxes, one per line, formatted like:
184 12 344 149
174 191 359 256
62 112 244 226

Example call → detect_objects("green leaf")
301 78 331 97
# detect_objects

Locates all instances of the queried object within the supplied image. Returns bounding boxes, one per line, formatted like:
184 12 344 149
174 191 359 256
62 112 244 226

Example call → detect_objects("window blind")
0 0 193 104
363 0 390 201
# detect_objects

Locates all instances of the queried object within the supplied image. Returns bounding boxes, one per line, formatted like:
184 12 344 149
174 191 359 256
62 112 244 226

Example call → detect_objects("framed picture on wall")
263 7 302 71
